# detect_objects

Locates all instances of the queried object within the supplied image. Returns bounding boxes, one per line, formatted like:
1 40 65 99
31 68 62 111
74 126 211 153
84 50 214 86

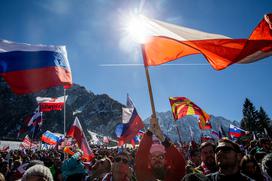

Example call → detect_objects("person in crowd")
21 164 53 181
0 161 9 180
240 154 264 181
195 142 217 175
135 124 185 181
259 138 271 153
61 148 88 181
87 157 112 181
0 173 4 181
261 153 272 181
206 139 254 181
185 148 201 174
102 151 133 181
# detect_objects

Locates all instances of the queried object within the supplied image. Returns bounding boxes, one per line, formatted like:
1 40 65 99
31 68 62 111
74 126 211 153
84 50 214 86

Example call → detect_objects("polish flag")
36 96 67 112
66 117 94 161
139 14 272 70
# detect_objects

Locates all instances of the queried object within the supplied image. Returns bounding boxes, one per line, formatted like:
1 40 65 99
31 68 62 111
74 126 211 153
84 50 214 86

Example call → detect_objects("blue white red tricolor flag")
0 40 72 94
117 95 145 146
229 124 246 138
41 131 62 145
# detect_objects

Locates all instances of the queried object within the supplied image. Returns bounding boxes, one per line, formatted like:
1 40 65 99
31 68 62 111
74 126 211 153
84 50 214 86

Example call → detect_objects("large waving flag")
169 97 211 130
229 124 246 138
117 95 145 146
139 14 272 70
36 96 67 112
66 117 95 161
0 40 72 94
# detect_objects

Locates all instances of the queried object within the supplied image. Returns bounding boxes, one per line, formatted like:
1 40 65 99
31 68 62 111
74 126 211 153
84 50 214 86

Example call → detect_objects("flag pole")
141 45 164 141
64 87 66 136
175 124 182 144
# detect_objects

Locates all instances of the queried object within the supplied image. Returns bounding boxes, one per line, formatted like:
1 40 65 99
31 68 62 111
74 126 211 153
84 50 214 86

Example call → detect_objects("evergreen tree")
240 98 258 132
257 106 271 137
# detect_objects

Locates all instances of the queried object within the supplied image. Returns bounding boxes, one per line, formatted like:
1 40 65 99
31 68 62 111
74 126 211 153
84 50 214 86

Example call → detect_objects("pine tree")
257 107 271 137
240 98 258 132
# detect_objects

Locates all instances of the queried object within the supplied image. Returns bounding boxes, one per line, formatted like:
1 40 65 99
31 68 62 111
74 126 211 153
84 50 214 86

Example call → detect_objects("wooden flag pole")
64 87 66 135
175 125 182 144
141 46 164 141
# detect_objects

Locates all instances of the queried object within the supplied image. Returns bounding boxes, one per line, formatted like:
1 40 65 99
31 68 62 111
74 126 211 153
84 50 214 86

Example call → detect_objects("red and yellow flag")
169 97 211 130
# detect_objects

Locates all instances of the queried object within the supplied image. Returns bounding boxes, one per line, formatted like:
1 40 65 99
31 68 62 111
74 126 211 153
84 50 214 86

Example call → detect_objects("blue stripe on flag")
0 51 69 73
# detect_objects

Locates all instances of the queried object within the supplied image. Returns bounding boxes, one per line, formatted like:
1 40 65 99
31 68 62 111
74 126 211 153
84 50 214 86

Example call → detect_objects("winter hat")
21 164 53 181
150 135 166 154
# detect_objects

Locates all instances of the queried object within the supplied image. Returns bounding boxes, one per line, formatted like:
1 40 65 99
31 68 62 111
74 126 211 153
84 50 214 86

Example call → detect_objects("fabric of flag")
211 129 219 138
17 108 42 138
218 125 227 139
169 97 211 130
103 136 110 144
198 117 212 130
27 111 42 127
201 135 213 142
66 117 95 161
36 96 67 112
20 135 38 149
140 14 272 70
41 131 61 145
0 39 72 94
118 95 145 146
229 124 246 138
89 131 100 145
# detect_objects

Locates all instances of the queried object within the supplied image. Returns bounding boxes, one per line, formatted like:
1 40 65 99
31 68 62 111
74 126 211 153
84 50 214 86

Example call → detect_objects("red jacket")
135 132 185 181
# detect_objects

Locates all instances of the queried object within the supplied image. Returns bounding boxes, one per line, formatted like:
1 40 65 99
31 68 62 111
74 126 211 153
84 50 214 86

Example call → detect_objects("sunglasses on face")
114 157 128 164
215 147 235 153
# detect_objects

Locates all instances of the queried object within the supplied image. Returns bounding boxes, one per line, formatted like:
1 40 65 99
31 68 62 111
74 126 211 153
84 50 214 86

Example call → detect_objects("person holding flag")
135 116 185 181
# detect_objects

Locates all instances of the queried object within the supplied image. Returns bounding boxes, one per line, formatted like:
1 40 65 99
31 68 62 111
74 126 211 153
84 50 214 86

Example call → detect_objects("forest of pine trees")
240 98 271 138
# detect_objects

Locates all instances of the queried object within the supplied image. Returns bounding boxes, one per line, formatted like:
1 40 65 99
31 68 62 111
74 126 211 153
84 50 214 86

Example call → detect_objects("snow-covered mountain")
144 111 237 143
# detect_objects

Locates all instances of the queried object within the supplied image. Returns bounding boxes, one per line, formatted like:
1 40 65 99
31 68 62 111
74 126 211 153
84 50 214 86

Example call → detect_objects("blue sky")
0 0 271 122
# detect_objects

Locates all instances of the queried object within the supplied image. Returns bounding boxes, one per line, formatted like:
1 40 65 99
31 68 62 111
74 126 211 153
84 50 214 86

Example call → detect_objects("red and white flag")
66 117 94 161
36 95 68 112
139 14 272 70
20 135 38 149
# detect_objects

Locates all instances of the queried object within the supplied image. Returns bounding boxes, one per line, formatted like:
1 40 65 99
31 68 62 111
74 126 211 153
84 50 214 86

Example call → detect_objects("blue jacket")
61 152 87 181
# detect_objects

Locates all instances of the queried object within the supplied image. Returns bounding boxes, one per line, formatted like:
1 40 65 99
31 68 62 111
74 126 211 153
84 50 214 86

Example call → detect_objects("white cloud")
35 0 71 15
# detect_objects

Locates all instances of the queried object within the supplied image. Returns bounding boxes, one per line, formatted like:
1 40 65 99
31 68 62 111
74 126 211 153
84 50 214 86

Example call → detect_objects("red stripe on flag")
1 67 72 94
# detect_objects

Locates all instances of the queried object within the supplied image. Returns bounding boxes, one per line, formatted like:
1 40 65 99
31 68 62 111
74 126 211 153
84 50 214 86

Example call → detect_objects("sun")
123 14 151 44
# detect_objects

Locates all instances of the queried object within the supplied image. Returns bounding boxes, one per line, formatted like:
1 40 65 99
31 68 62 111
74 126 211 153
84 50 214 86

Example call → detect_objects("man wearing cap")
207 139 253 181
135 126 185 181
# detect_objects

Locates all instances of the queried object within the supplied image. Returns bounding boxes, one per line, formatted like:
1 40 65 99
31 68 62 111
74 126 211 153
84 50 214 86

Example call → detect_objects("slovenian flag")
41 131 62 145
117 95 145 146
0 40 72 94
140 14 272 70
229 124 246 138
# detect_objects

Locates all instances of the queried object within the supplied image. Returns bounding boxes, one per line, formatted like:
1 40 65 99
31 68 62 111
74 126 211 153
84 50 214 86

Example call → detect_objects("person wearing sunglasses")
102 151 133 181
87 157 112 181
206 139 253 181
135 117 185 181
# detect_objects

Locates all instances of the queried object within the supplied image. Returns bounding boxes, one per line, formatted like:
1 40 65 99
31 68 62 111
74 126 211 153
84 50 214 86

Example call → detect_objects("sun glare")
124 14 151 44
